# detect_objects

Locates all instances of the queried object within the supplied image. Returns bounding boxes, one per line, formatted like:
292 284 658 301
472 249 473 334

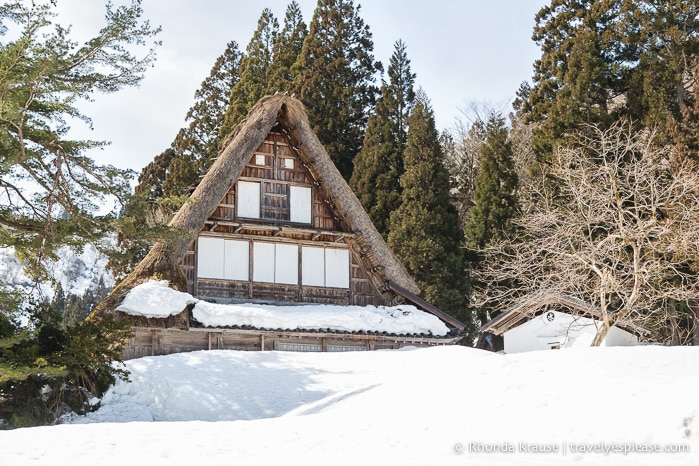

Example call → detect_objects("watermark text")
453 441 690 456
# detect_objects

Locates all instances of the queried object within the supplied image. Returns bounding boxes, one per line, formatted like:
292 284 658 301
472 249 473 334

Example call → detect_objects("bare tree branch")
475 122 699 345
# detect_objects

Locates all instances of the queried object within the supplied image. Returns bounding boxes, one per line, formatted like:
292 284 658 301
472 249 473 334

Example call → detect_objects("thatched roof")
95 95 454 327
479 291 652 337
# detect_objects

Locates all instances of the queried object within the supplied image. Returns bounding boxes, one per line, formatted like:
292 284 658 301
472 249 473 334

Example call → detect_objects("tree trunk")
667 298 680 346
591 319 610 346
691 301 699 347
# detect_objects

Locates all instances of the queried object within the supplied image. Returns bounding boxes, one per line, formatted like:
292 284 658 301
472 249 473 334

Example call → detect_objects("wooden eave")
187 323 460 341
202 219 356 243
385 280 466 332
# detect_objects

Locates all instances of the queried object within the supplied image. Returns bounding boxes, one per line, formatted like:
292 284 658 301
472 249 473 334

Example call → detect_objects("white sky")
53 0 546 173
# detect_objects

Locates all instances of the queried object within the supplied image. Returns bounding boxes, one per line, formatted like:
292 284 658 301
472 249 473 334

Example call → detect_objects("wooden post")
260 334 266 351
248 239 254 299
322 337 328 352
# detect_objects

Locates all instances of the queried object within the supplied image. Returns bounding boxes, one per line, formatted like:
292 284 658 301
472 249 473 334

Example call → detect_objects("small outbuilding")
478 292 649 353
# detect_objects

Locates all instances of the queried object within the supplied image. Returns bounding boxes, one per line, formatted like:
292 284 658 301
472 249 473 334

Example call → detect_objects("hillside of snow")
0 243 114 302
1 345 697 465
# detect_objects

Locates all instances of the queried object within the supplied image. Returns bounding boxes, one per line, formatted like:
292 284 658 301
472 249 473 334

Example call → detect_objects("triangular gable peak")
206 128 343 238
180 126 385 307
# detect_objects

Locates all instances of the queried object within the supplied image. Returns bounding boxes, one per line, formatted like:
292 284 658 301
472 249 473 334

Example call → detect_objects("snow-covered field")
1 345 697 465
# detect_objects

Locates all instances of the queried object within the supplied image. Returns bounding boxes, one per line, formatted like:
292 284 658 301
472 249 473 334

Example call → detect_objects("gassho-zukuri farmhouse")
93 95 466 358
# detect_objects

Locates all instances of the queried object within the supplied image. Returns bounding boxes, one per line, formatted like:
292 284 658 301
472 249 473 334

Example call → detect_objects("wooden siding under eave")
122 326 462 360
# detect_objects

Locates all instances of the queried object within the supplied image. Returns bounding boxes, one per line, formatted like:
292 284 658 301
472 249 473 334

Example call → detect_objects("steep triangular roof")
96 95 464 331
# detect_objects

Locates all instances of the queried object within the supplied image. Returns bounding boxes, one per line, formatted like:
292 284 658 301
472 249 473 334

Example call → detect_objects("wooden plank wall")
123 327 458 360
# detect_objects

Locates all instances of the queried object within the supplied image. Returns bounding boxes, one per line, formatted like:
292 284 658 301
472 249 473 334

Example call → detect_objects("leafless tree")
474 122 699 345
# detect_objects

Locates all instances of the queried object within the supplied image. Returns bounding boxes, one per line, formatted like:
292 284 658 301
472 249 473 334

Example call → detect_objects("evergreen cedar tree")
464 113 519 250
350 39 416 239
464 113 519 328
293 0 381 181
523 0 699 162
387 97 471 330
220 8 279 137
267 1 308 94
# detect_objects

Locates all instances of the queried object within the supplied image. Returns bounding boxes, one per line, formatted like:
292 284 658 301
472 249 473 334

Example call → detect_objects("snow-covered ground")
1 345 697 465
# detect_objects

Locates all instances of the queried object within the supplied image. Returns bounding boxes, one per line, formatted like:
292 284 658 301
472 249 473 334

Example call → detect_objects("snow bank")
116 280 198 318
115 281 449 335
193 301 449 336
9 346 695 466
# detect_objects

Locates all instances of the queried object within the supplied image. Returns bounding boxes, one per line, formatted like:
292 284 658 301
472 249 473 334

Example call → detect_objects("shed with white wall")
502 309 638 353
479 292 649 353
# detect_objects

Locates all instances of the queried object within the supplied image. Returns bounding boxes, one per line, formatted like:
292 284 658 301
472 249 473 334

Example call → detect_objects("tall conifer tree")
626 0 699 137
350 40 415 237
524 0 621 159
293 0 381 180
524 0 699 159
387 93 470 329
267 1 307 93
220 9 279 137
465 113 519 249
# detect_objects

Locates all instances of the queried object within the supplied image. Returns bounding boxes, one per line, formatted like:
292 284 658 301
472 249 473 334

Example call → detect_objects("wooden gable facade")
179 128 383 307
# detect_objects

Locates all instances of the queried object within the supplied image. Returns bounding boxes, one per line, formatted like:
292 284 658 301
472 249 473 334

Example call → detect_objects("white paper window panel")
237 181 260 218
302 246 325 286
283 158 294 169
289 186 312 224
325 248 350 288
253 242 276 283
255 154 266 166
275 243 299 285
223 240 249 281
197 237 225 279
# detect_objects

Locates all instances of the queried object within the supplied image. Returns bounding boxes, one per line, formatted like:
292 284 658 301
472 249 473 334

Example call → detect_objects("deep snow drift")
1 345 697 465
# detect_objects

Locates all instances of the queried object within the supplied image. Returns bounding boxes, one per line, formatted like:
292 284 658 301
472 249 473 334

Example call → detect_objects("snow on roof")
116 280 449 336
193 301 448 336
116 280 198 318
